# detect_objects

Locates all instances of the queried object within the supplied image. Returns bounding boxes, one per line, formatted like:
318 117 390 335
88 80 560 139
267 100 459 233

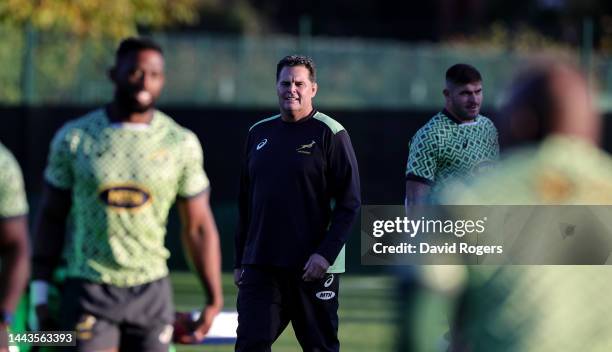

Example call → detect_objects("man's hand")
233 268 243 286
176 304 221 344
302 253 330 281
177 193 223 342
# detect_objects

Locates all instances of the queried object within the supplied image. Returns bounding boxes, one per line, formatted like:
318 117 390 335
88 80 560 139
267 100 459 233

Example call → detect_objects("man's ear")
443 88 449 98
312 82 318 98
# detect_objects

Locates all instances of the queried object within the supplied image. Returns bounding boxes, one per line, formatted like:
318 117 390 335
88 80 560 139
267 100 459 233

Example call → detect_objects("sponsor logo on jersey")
315 291 336 300
324 274 334 288
296 140 316 154
256 139 268 150
99 184 151 210
535 170 574 202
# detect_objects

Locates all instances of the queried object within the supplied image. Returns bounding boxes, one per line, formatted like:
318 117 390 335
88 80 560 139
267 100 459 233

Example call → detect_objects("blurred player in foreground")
440 60 612 351
0 144 29 352
31 37 222 351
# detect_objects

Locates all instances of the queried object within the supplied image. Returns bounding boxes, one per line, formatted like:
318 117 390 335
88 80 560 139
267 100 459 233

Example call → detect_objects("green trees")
0 0 207 104
0 0 203 39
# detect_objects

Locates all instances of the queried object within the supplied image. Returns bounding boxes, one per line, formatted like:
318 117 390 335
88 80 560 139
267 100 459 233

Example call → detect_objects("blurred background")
3 1 612 350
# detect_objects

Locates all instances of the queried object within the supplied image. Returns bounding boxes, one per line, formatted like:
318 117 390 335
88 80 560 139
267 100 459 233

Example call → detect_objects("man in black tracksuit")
234 55 361 352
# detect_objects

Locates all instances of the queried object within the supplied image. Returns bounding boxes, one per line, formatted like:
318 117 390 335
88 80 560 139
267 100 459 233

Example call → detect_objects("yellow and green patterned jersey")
441 136 612 351
45 109 209 287
405 110 499 196
0 143 28 218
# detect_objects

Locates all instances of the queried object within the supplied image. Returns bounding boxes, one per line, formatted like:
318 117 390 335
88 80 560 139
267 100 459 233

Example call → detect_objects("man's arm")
177 191 223 343
0 147 30 351
305 130 361 281
30 184 71 330
234 137 250 285
404 123 437 207
405 179 432 207
32 185 71 282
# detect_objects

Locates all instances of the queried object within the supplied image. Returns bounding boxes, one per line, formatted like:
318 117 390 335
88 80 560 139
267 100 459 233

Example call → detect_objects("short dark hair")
276 55 316 82
446 63 482 85
115 37 163 63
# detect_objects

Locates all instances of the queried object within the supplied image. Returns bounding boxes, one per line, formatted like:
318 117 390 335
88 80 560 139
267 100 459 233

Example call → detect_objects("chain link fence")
3 29 612 110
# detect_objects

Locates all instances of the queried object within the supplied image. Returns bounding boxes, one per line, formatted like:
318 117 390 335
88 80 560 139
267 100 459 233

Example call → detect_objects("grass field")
171 272 398 352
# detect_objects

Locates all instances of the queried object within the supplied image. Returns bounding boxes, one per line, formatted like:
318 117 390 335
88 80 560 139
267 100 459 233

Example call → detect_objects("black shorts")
59 277 174 352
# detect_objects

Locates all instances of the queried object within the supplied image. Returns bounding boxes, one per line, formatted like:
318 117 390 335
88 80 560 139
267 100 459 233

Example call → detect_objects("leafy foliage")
0 0 207 39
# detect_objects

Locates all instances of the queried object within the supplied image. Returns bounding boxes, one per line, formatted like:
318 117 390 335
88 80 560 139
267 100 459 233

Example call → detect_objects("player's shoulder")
248 114 281 133
312 111 346 135
0 143 24 194
477 114 497 129
549 136 612 178
443 138 593 204
153 109 180 130
66 108 106 129
0 142 18 168
444 152 534 204
54 109 107 140
412 112 447 141
477 113 493 122
154 110 201 145
423 112 452 131
0 142 11 159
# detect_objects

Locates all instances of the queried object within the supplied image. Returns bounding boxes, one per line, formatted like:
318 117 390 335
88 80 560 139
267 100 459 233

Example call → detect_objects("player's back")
444 136 612 351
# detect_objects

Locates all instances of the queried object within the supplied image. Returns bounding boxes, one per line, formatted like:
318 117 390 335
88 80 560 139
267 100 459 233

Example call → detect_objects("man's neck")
280 109 315 123
443 107 475 124
107 103 154 124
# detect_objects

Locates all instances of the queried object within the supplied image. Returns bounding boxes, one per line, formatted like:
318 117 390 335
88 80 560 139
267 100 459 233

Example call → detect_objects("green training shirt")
440 136 612 351
405 110 499 196
45 109 209 286
0 143 28 218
